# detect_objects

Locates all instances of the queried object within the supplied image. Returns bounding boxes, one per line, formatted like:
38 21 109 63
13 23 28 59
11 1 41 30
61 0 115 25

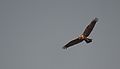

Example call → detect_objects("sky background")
0 0 120 69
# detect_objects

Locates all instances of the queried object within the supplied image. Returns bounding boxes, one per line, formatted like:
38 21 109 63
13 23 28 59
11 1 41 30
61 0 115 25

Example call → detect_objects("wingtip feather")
62 46 68 49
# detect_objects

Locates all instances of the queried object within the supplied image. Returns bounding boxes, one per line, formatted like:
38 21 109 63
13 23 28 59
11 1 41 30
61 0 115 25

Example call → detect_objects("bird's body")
63 18 98 49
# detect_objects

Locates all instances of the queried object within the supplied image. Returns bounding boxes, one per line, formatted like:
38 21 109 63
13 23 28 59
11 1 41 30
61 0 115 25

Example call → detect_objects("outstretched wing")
63 38 83 49
82 18 98 37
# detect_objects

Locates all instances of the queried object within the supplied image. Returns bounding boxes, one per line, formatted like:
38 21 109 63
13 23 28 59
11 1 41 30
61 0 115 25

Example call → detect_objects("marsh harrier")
63 18 98 49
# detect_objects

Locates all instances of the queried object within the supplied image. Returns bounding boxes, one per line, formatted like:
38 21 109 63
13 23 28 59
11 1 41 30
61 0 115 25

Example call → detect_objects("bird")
62 17 98 49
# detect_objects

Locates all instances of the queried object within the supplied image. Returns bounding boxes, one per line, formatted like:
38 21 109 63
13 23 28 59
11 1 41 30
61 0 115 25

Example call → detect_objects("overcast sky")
0 0 120 69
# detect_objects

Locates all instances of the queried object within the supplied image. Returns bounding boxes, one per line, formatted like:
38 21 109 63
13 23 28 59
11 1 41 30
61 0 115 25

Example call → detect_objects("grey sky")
0 0 120 69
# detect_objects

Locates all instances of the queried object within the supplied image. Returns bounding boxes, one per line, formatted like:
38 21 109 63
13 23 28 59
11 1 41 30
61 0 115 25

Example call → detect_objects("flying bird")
63 18 98 49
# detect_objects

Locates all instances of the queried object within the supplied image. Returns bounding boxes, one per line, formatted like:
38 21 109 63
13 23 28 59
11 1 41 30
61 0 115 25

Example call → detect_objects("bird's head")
80 35 86 39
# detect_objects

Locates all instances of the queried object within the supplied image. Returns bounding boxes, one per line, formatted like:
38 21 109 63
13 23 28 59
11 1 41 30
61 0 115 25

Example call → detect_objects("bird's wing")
63 37 83 49
82 18 98 37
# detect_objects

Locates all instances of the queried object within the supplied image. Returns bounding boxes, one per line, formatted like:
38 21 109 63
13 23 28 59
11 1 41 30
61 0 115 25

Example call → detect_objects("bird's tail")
85 38 92 43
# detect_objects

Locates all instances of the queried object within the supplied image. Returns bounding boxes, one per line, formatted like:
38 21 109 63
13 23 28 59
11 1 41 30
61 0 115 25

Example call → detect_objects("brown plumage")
63 18 98 49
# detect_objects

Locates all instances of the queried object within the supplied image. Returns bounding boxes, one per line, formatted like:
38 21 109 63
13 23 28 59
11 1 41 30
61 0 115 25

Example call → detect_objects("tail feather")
85 38 92 43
